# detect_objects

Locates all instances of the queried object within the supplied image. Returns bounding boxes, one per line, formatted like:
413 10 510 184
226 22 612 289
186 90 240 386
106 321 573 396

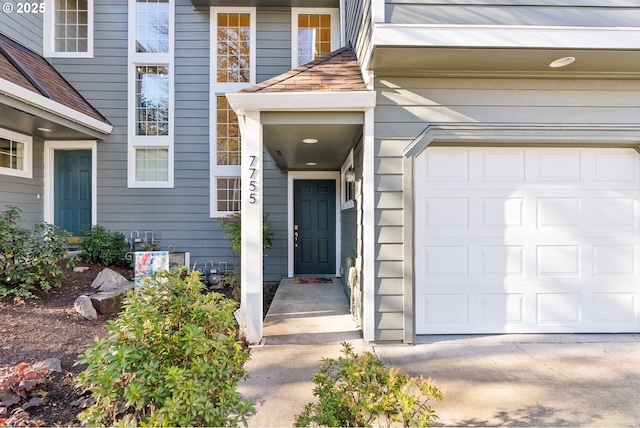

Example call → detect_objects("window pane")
0 138 25 171
217 178 241 212
136 0 169 53
297 13 332 66
217 12 251 83
216 96 240 166
135 148 169 181
54 0 89 53
136 65 169 136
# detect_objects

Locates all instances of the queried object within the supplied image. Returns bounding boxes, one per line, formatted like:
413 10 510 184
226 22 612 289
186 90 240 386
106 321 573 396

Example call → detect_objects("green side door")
54 150 92 236
294 179 336 275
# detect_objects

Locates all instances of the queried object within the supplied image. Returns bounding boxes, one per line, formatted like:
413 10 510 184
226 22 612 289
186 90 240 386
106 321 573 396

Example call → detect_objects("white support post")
362 108 376 342
239 111 263 345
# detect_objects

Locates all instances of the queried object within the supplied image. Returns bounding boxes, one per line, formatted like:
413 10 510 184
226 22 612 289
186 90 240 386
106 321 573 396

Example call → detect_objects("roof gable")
240 45 366 93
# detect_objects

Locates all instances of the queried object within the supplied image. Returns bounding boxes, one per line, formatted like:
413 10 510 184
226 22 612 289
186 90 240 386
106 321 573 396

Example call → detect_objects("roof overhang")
227 90 376 171
370 25 640 76
0 78 113 139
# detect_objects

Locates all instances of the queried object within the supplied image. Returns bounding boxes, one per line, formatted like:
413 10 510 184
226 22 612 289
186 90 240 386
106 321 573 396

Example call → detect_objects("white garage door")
415 147 640 334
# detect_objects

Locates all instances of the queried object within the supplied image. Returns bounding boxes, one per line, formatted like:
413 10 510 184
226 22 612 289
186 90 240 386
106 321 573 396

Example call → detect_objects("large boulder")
90 283 135 314
91 268 130 291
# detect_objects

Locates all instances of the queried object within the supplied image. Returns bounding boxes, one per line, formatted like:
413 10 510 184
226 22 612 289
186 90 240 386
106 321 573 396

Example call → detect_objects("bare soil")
0 261 278 427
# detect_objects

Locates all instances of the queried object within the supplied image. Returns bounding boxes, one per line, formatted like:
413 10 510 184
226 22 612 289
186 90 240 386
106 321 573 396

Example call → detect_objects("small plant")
0 205 71 299
76 270 255 427
79 225 127 265
295 342 443 428
219 212 274 254
0 362 50 426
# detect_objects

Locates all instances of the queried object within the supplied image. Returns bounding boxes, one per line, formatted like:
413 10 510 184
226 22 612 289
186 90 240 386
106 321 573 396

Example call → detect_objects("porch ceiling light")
306 162 317 166
549 56 575 68
37 127 52 132
302 138 318 144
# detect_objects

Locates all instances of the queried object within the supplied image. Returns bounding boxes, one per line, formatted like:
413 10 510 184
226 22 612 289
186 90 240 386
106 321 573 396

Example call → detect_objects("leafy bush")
79 225 127 265
219 212 274 254
0 205 70 299
76 271 255 427
295 342 443 428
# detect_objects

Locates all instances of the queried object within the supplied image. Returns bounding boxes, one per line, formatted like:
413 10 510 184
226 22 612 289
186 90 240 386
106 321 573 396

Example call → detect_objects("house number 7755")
249 155 258 204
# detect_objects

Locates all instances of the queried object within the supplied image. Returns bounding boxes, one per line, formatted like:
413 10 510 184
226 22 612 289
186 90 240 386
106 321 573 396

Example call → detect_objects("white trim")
362 109 375 342
0 128 32 179
0 79 112 135
43 140 98 228
340 148 355 210
127 0 175 189
291 7 340 68
210 7 256 217
287 171 341 278
44 0 94 58
373 0 385 24
227 91 376 114
373 24 640 50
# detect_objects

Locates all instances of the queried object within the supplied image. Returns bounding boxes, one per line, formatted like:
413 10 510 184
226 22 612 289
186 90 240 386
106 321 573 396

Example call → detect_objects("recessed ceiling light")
305 162 317 166
302 138 318 144
37 127 52 132
549 56 575 68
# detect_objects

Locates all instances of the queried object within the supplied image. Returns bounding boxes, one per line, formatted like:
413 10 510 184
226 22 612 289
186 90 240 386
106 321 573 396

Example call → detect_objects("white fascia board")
373 24 640 50
0 78 113 135
226 91 376 114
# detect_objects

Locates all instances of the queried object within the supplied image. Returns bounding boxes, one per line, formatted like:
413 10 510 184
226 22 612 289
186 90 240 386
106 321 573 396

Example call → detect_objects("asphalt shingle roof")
240 45 367 93
0 33 110 125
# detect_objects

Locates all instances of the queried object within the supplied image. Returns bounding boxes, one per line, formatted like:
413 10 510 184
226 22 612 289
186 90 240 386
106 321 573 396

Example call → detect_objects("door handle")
294 224 299 248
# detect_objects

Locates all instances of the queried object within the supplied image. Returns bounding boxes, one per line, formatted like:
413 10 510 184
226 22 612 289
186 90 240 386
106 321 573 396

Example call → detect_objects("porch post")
239 110 263 345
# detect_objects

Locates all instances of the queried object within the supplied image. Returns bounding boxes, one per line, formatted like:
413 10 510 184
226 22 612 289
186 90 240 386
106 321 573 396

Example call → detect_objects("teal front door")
54 150 92 236
294 179 336 275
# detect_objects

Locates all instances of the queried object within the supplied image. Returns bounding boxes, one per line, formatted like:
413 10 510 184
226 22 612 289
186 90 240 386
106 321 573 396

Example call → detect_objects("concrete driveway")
241 278 640 426
375 334 640 427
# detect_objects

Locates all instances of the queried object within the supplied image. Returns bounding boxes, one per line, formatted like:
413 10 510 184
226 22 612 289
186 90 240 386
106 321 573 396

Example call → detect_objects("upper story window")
136 65 169 136
216 96 240 166
216 12 252 83
292 8 339 67
128 0 174 188
44 0 93 57
136 0 169 53
0 128 32 179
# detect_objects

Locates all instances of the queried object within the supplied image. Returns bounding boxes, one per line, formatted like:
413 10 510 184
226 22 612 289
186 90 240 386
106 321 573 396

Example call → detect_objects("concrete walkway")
240 278 640 427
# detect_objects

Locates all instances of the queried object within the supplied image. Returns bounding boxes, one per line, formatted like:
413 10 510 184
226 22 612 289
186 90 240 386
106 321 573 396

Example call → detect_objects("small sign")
135 251 169 286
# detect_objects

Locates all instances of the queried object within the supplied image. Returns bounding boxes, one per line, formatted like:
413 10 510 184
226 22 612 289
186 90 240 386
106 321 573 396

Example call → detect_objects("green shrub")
76 270 255 427
79 225 127 265
295 342 443 428
219 212 274 254
0 206 70 299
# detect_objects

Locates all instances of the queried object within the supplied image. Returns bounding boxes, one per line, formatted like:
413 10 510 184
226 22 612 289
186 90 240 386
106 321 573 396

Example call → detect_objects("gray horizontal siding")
0 10 43 54
256 7 292 83
0 139 44 227
385 1 640 27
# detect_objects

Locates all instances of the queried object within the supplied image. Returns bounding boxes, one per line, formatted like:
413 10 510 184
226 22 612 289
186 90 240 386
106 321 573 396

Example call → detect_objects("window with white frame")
291 8 339 67
340 148 355 210
0 128 32 179
210 8 255 217
128 0 174 188
44 0 93 57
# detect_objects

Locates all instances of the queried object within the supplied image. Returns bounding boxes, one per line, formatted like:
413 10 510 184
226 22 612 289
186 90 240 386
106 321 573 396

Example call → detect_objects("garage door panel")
416 147 640 334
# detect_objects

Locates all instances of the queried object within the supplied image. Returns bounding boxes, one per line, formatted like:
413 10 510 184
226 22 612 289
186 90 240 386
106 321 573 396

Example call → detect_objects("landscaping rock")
91 268 130 291
74 295 97 320
90 282 134 314
31 358 62 373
